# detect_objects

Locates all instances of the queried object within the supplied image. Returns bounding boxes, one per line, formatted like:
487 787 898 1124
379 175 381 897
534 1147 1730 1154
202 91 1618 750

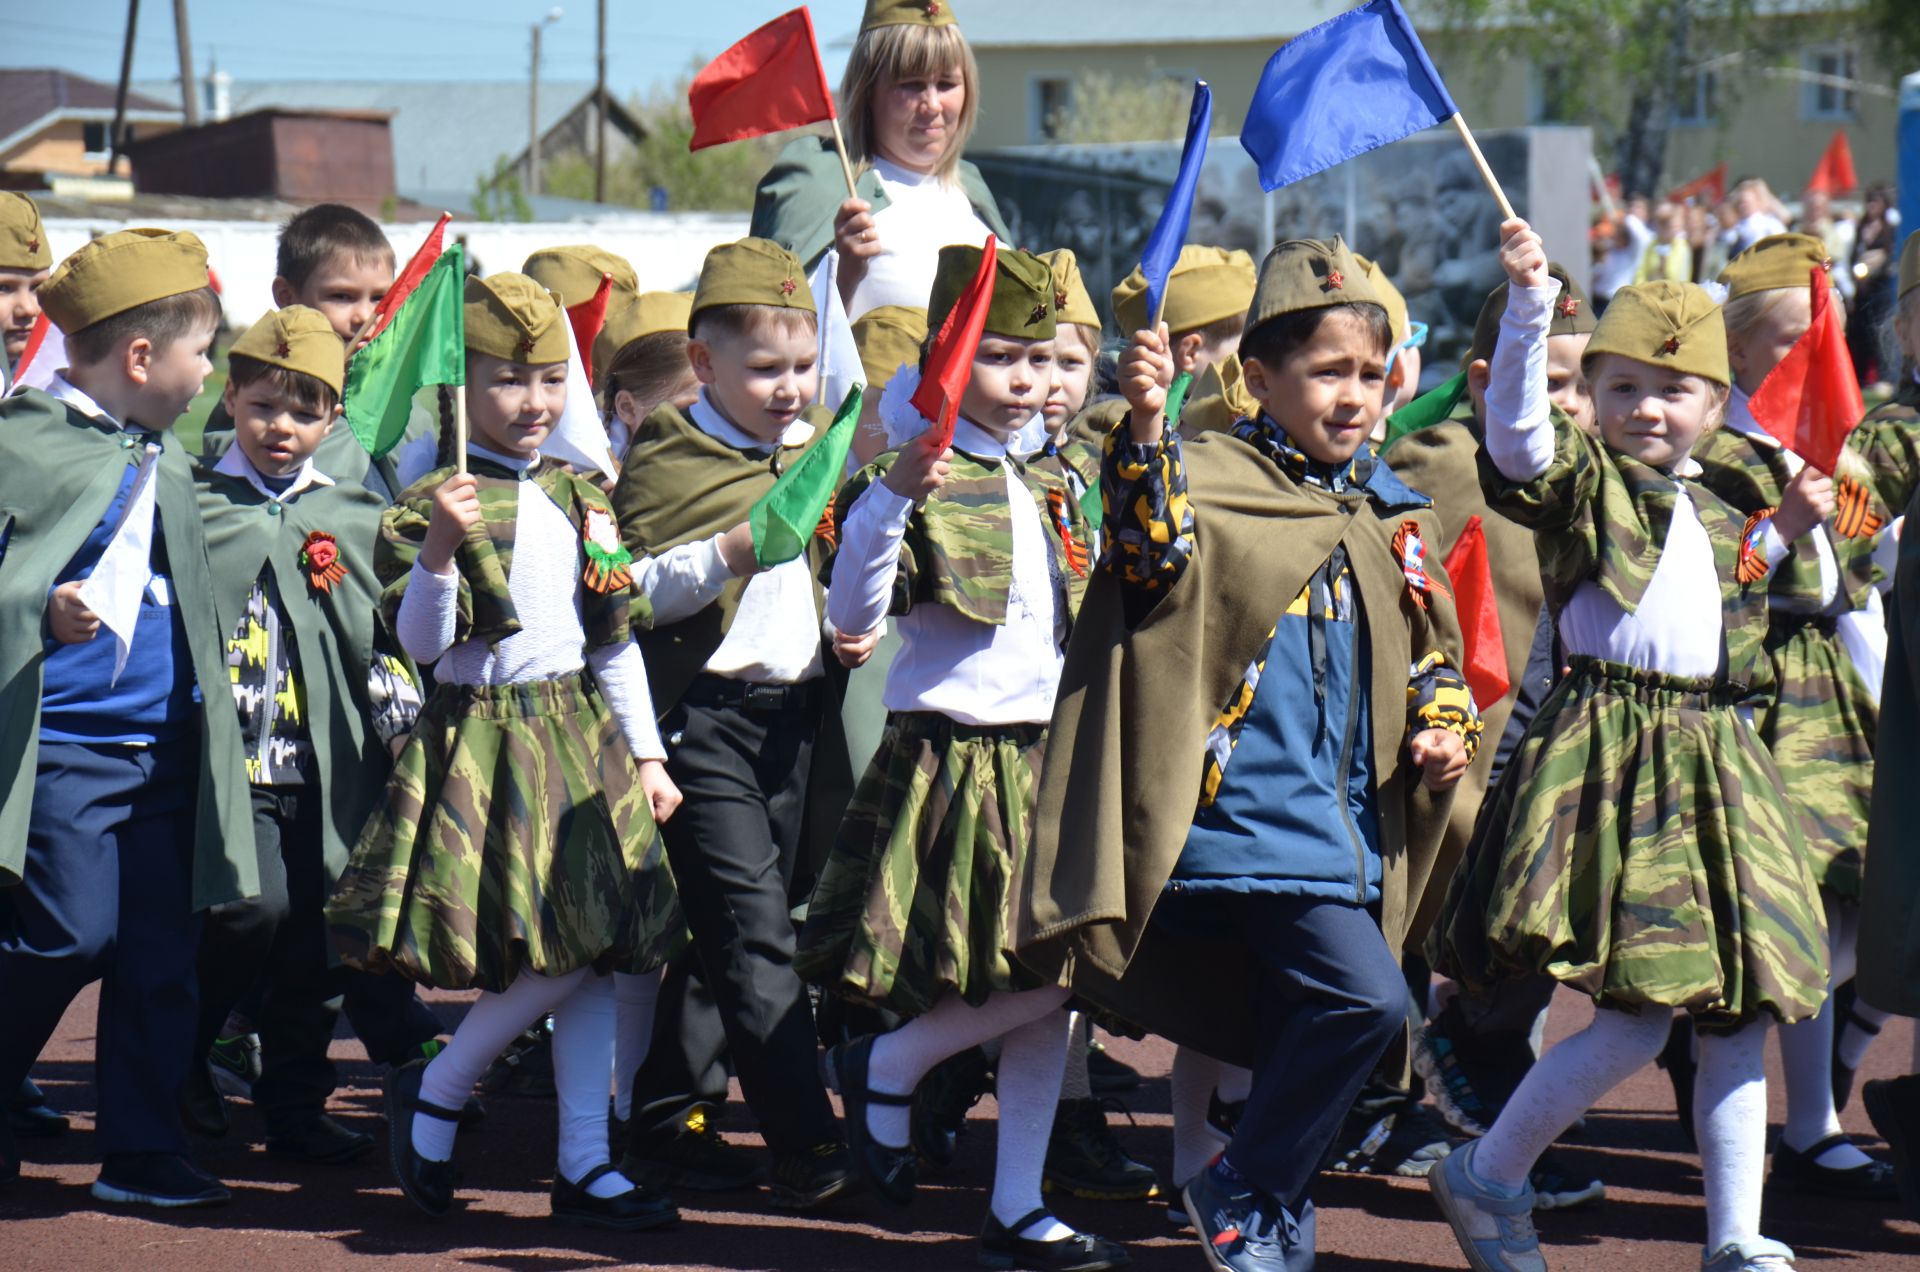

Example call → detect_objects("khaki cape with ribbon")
0 390 255 907
1015 428 1463 1067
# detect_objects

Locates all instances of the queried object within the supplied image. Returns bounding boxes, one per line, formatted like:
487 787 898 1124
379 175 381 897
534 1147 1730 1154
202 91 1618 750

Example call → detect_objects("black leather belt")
681 675 822 713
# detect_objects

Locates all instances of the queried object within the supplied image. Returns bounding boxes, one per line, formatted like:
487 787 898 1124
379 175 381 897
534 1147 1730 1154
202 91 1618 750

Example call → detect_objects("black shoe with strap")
767 1140 854 1210
979 1207 1131 1271
8 1077 69 1139
385 1058 459 1216
1771 1132 1899 1200
550 1162 678 1231
827 1035 918 1206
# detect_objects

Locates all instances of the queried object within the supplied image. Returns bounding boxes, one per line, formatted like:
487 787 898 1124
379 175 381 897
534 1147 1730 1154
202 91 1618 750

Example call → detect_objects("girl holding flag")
326 272 683 1230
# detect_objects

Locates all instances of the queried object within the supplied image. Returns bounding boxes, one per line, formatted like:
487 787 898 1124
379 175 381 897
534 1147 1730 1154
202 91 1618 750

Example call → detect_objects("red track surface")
5 986 1919 1271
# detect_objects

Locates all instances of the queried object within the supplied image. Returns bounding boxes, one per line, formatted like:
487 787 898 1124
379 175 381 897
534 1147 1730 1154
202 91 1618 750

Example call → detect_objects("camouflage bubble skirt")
1431 657 1829 1031
326 673 683 994
796 711 1045 1019
1757 617 1875 901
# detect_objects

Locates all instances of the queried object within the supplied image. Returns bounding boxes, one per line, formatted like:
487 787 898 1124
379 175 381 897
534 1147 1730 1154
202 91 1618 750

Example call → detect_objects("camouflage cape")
1429 413 1829 1029
795 446 1091 1017
1850 377 1920 516
325 460 681 992
1860 480 1920 1016
1015 428 1463 1070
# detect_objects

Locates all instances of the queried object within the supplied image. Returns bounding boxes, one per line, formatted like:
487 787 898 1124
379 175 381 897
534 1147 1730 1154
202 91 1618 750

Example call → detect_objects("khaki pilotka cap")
1901 230 1920 300
1463 262 1595 369
691 238 815 319
862 0 957 31
0 193 51 272
464 273 569 364
522 245 640 309
594 291 693 379
1354 254 1408 348
1038 249 1101 331
40 227 210 334
928 243 1056 340
853 304 928 388
228 305 347 396
1244 235 1385 335
1718 233 1834 300
1111 245 1255 336
1585 280 1730 386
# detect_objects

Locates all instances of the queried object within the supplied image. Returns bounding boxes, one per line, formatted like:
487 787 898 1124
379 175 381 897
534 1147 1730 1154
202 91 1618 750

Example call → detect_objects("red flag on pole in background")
1805 129 1857 196
359 212 451 348
567 272 614 387
1668 161 1728 206
910 236 998 453
1746 267 1863 475
1440 515 1510 709
689 7 837 151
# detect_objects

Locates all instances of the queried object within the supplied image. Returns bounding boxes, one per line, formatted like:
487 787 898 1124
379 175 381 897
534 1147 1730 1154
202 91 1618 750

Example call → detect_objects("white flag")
539 313 617 479
810 249 864 428
77 445 160 684
7 312 66 397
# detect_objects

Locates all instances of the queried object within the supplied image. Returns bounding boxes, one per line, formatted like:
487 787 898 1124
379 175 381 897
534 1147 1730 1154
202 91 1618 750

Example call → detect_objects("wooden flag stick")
453 384 469 475
827 115 860 202
1448 114 1516 221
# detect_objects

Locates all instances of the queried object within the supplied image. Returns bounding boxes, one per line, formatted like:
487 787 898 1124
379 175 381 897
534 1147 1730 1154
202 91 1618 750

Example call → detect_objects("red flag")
1806 129 1857 196
911 236 997 452
567 272 614 387
689 7 836 151
1441 515 1510 709
360 212 451 347
1667 161 1727 207
1746 267 1863 475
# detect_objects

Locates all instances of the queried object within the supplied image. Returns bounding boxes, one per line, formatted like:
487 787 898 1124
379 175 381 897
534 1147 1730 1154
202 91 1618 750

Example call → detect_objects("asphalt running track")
5 986 1919 1270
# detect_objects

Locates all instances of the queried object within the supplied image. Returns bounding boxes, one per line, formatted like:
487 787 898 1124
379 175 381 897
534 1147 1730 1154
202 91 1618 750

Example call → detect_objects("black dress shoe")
8 1077 69 1139
268 1113 377 1165
767 1140 854 1210
385 1058 458 1216
1771 1132 1899 1200
92 1153 231 1209
550 1163 678 1231
827 1036 918 1206
978 1207 1130 1271
1864 1074 1920 1224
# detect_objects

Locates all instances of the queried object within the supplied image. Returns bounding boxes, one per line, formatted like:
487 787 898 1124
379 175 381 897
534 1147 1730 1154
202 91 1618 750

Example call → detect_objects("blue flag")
1240 0 1457 192
1138 80 1212 330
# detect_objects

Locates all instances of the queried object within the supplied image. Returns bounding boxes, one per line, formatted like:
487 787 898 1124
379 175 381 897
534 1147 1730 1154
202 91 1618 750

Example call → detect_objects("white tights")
1778 896 1882 1169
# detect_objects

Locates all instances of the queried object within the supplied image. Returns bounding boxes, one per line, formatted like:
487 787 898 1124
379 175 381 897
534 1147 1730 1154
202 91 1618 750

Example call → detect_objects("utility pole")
528 7 563 198
110 0 141 174
172 0 199 127
594 0 607 203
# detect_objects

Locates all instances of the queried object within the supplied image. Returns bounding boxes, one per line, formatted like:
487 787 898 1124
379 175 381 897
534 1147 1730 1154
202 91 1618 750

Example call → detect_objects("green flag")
1164 370 1195 430
343 244 465 459
750 384 863 568
1380 369 1468 452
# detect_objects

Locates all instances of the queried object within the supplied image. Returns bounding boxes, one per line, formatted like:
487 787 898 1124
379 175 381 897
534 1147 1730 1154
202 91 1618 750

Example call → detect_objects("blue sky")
8 0 868 98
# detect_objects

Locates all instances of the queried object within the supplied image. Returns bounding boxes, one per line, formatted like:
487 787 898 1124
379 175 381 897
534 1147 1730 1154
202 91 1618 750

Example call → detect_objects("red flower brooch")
299 530 347 593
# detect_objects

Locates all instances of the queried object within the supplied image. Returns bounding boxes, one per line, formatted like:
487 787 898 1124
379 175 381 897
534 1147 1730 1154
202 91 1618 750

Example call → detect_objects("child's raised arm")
1482 218 1561 484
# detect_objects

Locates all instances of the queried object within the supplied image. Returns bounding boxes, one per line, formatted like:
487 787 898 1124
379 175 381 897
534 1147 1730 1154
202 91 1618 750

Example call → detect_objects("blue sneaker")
1429 1140 1545 1272
1182 1160 1302 1272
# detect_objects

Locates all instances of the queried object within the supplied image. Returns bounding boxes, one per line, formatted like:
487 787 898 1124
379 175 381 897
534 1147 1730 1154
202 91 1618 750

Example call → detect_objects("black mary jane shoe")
385 1058 460 1216
978 1207 1131 1271
551 1162 679 1231
1772 1132 1900 1200
826 1035 918 1206
9 1077 70 1139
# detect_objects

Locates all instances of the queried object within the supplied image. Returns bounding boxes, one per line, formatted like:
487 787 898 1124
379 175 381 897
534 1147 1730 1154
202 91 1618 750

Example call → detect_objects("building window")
82 121 112 157
1031 76 1071 143
1673 67 1718 126
1802 46 1858 121
1527 63 1575 125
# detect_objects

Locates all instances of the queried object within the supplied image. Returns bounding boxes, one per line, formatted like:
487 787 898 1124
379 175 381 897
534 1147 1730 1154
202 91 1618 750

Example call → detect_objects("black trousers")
631 687 837 1153
0 741 200 1158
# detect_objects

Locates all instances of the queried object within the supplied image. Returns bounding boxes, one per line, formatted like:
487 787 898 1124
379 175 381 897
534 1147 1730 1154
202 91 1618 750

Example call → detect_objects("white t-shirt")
847 157 995 320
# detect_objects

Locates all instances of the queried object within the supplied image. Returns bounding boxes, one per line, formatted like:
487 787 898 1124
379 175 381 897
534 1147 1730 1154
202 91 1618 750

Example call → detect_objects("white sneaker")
1702 1237 1794 1271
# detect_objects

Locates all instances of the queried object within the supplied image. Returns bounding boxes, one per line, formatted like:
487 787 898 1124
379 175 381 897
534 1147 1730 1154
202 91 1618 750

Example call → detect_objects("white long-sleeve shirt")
827 418 1063 726
847 158 994 321
394 445 665 759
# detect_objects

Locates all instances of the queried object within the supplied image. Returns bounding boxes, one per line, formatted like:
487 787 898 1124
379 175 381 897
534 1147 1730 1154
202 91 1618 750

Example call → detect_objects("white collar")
1723 387 1783 450
872 156 940 189
952 416 1009 460
469 441 541 477
48 372 141 435
690 389 812 452
213 442 335 502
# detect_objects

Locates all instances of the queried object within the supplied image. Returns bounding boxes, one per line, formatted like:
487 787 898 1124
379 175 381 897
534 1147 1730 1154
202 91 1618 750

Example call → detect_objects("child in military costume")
597 290 698 463
1034 249 1103 509
800 243 1125 1271
0 229 253 1206
1020 236 1479 1272
190 308 423 1165
1696 233 1898 1199
1429 221 1829 1272
0 192 50 390
325 273 682 1230
606 239 851 1208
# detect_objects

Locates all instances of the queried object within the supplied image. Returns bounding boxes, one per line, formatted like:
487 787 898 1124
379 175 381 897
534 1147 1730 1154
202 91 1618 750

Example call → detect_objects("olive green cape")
0 390 255 908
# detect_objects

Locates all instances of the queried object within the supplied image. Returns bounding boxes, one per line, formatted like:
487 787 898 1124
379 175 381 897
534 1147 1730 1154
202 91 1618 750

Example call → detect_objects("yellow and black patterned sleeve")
1099 420 1195 615
1405 650 1481 760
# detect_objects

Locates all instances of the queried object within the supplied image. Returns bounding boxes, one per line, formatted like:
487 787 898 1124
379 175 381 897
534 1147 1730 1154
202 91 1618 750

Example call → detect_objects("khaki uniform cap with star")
1246 235 1385 334
1586 279 1729 386
1111 245 1255 336
464 272 569 365
1463 261 1595 369
853 304 929 389
861 0 956 32
40 227 210 334
594 291 693 378
522 245 640 310
1038 249 1102 331
692 238 815 320
1717 232 1834 300
229 305 347 396
0 193 51 272
928 243 1056 340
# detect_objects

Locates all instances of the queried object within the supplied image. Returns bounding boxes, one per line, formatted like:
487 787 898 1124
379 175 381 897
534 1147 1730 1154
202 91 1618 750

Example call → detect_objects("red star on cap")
1557 296 1581 319
780 277 797 296
925 0 942 14
274 339 292 358
1055 290 1069 311
518 335 537 356
1661 336 1682 355
25 237 38 254
1323 270 1344 291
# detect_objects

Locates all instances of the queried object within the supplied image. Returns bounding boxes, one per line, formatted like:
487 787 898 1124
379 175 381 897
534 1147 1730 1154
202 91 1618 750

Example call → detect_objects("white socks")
612 970 661 1122
865 984 1071 1148
1171 1046 1230 1186
1473 1006 1671 1192
550 972 639 1198
1778 897 1875 1169
1695 1019 1771 1255
989 1009 1075 1242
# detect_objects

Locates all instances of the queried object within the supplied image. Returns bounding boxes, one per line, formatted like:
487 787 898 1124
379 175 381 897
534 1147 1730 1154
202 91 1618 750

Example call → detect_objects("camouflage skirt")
1430 657 1829 1031
1757 615 1875 901
795 711 1045 1019
325 673 683 994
